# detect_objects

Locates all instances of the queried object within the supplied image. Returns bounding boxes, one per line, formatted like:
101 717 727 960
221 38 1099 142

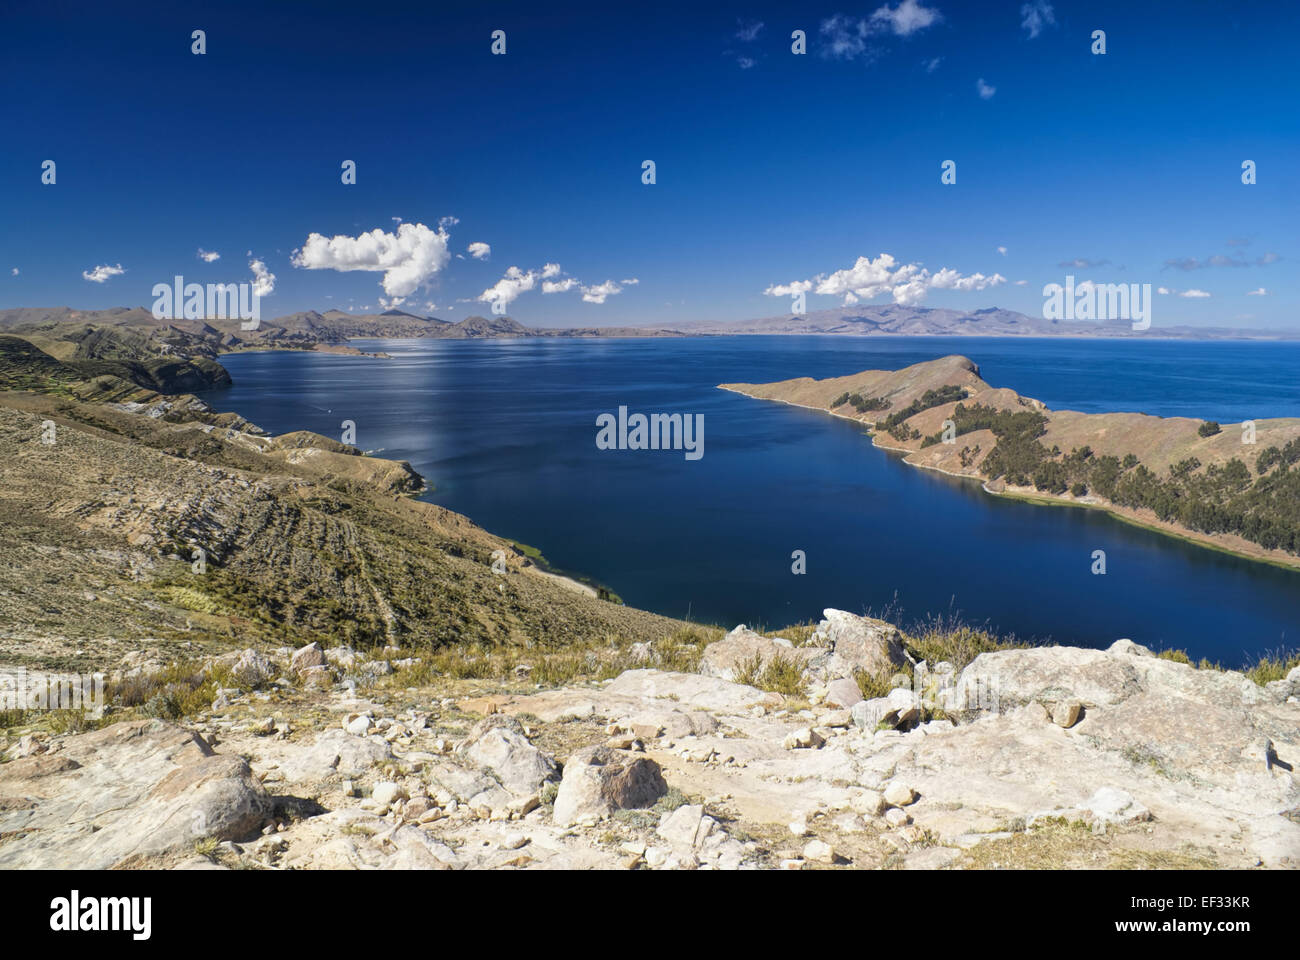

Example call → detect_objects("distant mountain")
681 304 1300 340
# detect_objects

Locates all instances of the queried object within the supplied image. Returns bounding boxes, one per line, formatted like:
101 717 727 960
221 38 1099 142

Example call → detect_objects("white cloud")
438 216 459 229
1020 1 1055 38
620 278 639 285
292 222 451 298
1157 287 1172 295
819 14 872 59
923 56 941 72
467 241 491 260
580 280 632 304
541 263 562 279
479 265 540 309
197 248 220 263
870 0 941 36
1014 280 1028 286
1247 287 1269 296
1180 289 1211 298
542 278 579 294
249 259 276 297
997 246 1007 256
10 268 17 276
736 19 764 42
977 78 996 99
737 57 756 69
766 253 1005 307
82 263 124 283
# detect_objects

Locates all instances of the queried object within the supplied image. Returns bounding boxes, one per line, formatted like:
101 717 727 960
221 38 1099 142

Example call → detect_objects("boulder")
699 626 818 685
552 746 667 826
0 720 272 869
291 642 327 675
825 677 864 709
851 687 920 731
656 803 713 849
821 609 907 679
227 649 277 687
457 715 558 796
278 728 394 781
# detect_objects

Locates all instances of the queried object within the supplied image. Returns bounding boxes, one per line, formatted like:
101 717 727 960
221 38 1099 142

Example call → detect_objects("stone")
657 804 714 849
552 746 668 826
851 687 920 731
291 641 327 675
344 714 373 736
821 608 907 679
699 625 818 685
278 728 394 780
228 649 277 687
850 790 886 817
803 839 836 863
821 710 853 728
825 677 864 709
883 781 916 807
457 715 558 796
788 820 809 837
1051 699 1083 728
372 782 407 806
1082 787 1151 825
0 720 272 869
884 807 912 827
782 727 824 750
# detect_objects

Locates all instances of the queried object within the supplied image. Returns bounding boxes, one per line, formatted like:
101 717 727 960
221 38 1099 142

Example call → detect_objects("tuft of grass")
734 651 804 696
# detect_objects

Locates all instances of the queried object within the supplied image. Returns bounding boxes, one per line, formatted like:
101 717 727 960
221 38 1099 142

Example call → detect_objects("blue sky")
1 0 1296 329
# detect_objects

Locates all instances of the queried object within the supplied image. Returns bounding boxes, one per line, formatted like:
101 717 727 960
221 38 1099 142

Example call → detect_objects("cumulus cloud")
542 277 579 294
541 263 562 279
976 78 996 99
82 263 124 283
1020 1 1055 38
997 246 1007 256
249 259 276 297
292 222 452 298
1180 289 1211 298
467 241 491 260
765 253 1005 307
1247 287 1269 296
580 280 633 304
871 0 941 36
10 268 17 276
197 248 220 263
478 265 540 310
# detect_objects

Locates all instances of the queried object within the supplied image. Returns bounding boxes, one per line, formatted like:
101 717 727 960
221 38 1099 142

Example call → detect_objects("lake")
205 335 1300 664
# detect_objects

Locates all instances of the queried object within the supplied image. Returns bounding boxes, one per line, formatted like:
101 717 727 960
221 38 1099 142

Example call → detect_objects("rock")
657 804 714 849
821 710 853 728
372 782 407 806
825 677 864 709
228 649 277 687
851 687 920 731
344 714 373 736
291 642 327 675
1108 638 1154 658
884 807 912 827
783 727 824 750
821 608 907 679
457 716 558 796
278 728 395 780
0 720 272 869
788 820 809 837
1083 787 1151 826
803 839 836 864
552 746 668 826
851 790 886 817
1022 701 1050 724
699 626 818 685
1051 699 1083 728
883 781 916 807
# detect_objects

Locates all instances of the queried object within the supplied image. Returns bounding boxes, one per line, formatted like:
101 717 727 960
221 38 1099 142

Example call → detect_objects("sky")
1 0 1296 329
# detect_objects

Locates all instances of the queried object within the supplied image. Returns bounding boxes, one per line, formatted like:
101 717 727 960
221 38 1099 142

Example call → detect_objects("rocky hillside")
722 356 1300 569
1 610 1296 870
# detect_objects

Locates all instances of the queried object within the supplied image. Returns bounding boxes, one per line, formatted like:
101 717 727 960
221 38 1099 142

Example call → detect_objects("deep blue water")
204 336 1300 664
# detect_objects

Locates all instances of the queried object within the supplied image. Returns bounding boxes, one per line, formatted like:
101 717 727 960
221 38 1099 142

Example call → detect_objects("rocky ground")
2 610 1297 871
